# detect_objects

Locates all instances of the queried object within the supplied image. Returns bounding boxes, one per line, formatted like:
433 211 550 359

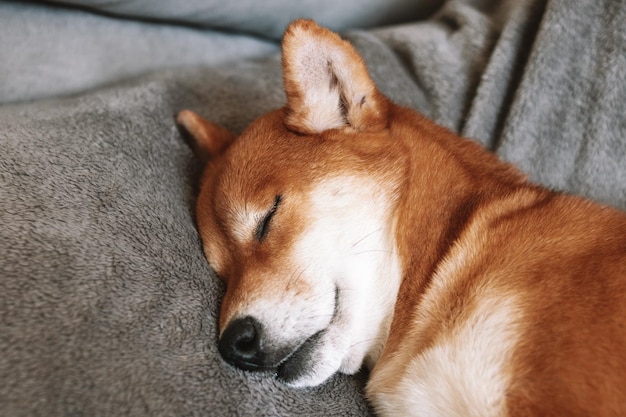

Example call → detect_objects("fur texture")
177 20 626 417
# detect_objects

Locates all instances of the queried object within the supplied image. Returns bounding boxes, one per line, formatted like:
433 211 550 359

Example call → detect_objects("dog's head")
177 20 404 387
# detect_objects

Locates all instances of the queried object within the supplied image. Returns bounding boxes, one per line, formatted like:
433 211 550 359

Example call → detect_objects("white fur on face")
230 271 338 366
279 175 402 387
220 174 401 387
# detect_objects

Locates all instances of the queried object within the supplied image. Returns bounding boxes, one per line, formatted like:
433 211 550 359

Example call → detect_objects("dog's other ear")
176 110 236 164
282 19 389 135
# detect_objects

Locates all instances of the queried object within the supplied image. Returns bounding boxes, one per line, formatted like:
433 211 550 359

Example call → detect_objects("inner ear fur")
281 19 389 135
176 110 236 163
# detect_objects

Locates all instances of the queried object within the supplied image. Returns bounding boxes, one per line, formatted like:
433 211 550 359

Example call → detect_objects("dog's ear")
176 110 236 164
282 19 389 135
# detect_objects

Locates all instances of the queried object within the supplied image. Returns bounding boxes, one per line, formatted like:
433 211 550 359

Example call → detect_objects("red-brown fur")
177 19 626 417
372 108 626 417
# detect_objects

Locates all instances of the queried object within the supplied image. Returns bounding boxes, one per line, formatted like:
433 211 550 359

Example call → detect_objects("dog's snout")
218 316 268 371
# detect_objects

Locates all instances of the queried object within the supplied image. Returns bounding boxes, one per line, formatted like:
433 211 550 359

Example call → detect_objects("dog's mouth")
276 329 326 383
219 286 341 383
275 286 340 383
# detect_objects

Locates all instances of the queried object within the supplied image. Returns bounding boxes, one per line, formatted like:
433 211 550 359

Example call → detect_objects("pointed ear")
176 110 236 163
281 19 389 135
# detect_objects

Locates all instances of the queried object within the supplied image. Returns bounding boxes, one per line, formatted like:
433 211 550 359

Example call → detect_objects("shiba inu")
177 19 626 417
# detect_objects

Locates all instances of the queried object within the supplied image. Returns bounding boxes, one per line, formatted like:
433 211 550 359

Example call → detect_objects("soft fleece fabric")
1 0 624 416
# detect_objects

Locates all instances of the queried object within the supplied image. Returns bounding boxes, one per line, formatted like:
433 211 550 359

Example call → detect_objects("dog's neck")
379 106 529 361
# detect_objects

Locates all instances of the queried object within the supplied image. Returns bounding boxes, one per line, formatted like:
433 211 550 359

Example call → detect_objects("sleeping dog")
177 19 626 417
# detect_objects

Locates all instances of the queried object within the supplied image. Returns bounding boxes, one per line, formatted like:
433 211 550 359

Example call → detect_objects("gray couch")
1 1 624 416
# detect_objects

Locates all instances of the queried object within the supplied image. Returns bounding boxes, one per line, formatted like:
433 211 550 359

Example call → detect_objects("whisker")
353 249 398 256
347 337 385 351
302 314 336 321
351 227 383 248
285 265 309 291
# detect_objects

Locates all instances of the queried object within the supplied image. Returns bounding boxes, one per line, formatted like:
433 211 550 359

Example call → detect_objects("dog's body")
177 20 626 417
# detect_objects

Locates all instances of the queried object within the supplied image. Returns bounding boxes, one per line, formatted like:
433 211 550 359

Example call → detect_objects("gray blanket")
1 0 624 416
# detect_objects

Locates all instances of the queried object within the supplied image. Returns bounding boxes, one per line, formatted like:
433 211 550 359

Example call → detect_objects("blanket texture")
1 0 624 416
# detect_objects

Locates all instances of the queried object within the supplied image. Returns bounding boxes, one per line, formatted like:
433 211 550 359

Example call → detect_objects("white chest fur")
369 295 521 417
367 195 533 417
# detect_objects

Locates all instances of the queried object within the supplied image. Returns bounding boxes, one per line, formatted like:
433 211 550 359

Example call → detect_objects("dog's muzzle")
218 316 325 383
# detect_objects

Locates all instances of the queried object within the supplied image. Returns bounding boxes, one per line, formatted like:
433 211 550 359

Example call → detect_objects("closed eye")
255 195 282 241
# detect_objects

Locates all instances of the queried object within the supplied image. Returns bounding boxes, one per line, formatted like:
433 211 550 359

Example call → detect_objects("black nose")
218 316 268 371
